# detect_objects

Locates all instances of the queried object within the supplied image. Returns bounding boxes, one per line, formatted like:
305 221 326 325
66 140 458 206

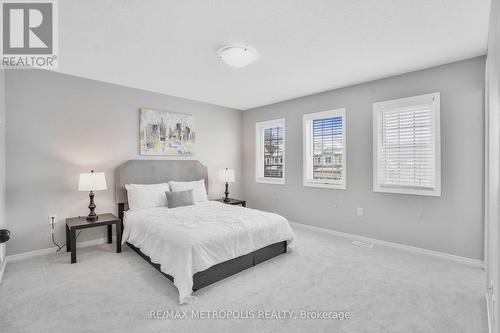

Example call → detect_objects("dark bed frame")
118 203 287 291
115 160 288 293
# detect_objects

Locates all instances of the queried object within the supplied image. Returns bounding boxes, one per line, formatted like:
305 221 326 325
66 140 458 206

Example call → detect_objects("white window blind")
312 117 343 182
263 126 284 178
303 108 346 189
373 93 441 196
255 119 285 184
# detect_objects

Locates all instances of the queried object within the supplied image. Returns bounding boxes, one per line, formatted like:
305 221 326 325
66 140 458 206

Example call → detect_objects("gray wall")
5 70 242 256
0 70 5 263
485 0 500 328
242 57 485 260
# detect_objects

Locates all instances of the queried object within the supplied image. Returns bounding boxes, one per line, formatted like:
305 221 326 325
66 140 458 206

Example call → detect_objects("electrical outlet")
48 214 58 224
357 208 363 217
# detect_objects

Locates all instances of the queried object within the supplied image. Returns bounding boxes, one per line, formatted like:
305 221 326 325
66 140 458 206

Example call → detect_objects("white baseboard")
0 260 5 283
290 222 485 269
5 236 116 263
4 223 484 269
486 292 493 333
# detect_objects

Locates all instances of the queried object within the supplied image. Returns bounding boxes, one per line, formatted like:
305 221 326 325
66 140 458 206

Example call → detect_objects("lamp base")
223 182 230 202
87 191 98 222
86 215 98 222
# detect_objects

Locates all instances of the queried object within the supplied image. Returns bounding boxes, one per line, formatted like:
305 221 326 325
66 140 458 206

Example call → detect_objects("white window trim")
303 108 347 190
372 93 441 196
255 118 285 185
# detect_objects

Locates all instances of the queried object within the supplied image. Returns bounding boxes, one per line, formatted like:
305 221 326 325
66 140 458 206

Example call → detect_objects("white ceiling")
57 0 490 110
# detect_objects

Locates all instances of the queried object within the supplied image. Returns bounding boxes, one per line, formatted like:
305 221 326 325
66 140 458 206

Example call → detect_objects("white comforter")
122 201 295 304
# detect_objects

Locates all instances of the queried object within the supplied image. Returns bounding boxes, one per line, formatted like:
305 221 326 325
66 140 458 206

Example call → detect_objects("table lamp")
218 168 235 202
78 170 107 221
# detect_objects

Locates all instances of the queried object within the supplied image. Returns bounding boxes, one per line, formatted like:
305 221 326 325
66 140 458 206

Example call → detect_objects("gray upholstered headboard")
115 160 208 205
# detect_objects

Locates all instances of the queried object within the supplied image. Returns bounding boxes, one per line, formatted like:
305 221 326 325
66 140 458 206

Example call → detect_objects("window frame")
255 118 286 185
303 108 347 190
372 92 441 196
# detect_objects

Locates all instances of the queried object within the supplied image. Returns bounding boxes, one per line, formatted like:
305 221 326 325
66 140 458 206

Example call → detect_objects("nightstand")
214 198 246 207
65 213 121 264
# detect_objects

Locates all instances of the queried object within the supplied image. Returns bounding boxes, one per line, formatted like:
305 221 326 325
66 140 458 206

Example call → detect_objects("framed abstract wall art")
139 108 195 156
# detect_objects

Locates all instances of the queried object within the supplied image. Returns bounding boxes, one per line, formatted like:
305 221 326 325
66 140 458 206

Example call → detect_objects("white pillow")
168 179 208 203
125 183 170 210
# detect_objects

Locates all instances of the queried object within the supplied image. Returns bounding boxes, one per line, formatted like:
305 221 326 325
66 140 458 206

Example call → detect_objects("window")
373 93 441 196
303 108 346 189
255 119 285 184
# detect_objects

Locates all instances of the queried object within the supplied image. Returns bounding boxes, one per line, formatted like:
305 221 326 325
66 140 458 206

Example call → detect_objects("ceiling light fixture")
217 45 258 68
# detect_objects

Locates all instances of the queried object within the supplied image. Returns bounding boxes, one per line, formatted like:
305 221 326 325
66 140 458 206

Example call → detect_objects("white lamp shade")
218 169 235 183
78 172 107 191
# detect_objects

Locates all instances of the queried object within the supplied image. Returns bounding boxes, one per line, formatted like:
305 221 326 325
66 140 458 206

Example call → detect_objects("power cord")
50 217 82 252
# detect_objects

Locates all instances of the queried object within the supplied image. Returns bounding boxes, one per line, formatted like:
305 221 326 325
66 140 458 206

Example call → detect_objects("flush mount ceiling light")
217 45 258 68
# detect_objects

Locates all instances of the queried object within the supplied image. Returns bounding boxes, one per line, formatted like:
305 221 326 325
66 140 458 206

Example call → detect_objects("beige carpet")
0 225 487 333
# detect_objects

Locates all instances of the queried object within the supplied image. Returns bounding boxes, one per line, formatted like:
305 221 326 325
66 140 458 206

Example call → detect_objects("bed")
115 160 295 303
